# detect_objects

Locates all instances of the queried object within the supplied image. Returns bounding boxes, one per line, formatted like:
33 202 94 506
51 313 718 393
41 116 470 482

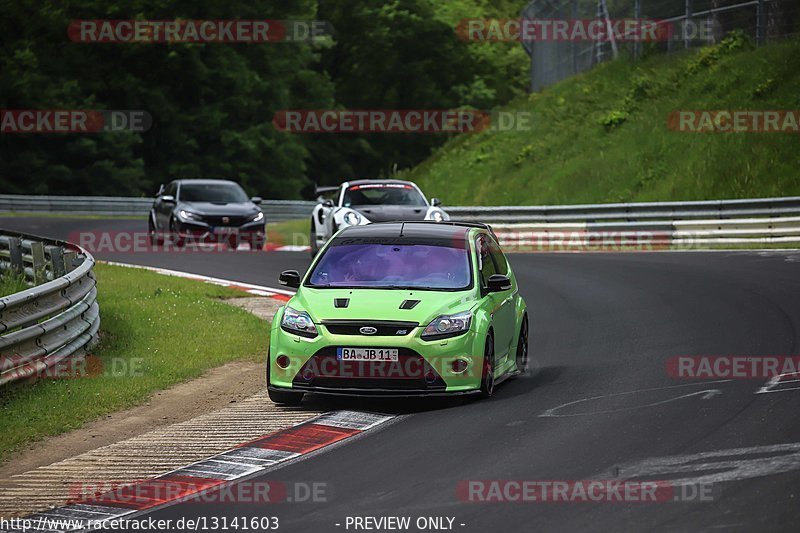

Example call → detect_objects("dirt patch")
222 296 284 321
0 296 282 479
0 359 265 479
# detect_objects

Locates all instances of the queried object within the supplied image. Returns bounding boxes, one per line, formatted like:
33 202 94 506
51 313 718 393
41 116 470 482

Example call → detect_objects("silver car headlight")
250 211 264 222
429 211 444 222
343 211 362 226
422 311 472 340
179 210 202 221
280 307 318 338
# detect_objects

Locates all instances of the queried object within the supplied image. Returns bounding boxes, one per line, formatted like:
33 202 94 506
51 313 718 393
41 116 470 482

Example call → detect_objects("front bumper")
268 316 486 396
174 219 266 242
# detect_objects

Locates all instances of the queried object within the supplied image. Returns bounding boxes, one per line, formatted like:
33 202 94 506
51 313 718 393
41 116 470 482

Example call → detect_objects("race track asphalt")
4 217 800 532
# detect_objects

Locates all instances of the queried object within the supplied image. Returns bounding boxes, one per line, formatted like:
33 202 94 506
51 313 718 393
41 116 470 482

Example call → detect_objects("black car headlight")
281 307 318 338
422 311 472 340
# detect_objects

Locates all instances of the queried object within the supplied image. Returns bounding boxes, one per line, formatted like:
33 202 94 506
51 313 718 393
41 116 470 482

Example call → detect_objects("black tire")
169 218 185 247
266 362 304 406
515 316 529 376
480 333 495 398
148 217 163 246
309 220 319 258
248 234 265 252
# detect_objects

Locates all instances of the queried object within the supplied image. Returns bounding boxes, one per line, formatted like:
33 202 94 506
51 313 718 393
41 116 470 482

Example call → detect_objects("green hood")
293 287 477 325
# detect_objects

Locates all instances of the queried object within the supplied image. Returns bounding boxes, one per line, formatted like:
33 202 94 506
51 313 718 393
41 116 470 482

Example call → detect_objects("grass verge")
0 274 29 298
0 263 269 462
403 35 800 206
268 219 308 247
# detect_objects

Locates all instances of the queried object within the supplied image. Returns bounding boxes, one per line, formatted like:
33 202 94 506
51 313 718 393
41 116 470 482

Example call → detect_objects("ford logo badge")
360 326 378 335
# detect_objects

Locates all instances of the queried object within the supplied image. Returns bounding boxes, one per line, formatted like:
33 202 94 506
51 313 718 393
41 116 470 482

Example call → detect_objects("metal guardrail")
1 193 799 247
0 194 315 223
447 196 800 223
0 232 99 386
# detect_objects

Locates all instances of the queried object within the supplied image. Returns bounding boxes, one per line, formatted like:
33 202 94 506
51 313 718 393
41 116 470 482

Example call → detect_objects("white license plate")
336 347 399 362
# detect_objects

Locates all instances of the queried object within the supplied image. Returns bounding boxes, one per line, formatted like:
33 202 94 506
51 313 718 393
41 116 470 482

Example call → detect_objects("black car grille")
292 347 446 391
321 320 418 336
203 215 251 227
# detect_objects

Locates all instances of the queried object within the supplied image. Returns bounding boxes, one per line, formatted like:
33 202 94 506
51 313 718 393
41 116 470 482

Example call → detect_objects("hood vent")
400 299 420 310
334 298 350 308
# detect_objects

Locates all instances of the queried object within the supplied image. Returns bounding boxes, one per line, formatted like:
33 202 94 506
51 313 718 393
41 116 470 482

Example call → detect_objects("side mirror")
486 274 511 293
431 198 442 207
279 270 301 289
154 184 164 197
161 195 176 204
250 196 263 205
322 199 334 208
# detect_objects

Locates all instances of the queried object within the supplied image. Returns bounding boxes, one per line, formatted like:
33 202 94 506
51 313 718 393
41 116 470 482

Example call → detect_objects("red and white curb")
100 261 296 302
6 411 394 532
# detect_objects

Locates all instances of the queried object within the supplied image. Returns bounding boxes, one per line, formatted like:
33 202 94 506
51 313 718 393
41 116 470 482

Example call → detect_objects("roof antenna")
399 222 405 237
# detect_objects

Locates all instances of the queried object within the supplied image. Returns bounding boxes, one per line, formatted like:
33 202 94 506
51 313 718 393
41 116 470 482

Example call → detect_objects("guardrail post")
7 237 23 274
47 246 66 278
30 242 46 284
63 251 77 272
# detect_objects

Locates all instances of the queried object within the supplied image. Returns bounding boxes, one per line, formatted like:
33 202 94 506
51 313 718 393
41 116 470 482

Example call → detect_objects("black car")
148 179 266 250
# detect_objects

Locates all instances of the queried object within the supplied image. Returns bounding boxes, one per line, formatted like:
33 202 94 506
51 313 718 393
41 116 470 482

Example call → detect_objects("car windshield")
307 241 472 290
343 184 426 207
179 183 249 203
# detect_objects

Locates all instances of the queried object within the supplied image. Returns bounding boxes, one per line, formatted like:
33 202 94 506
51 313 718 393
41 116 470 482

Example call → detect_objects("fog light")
451 358 469 374
302 368 315 381
424 370 437 383
276 355 291 369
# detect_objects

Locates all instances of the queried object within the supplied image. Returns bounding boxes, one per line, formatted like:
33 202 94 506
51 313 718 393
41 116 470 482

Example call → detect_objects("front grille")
292 347 446 391
321 320 418 336
204 215 251 227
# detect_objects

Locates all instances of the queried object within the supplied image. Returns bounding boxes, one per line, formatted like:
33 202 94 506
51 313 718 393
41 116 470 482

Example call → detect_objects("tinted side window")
476 235 498 286
487 238 508 276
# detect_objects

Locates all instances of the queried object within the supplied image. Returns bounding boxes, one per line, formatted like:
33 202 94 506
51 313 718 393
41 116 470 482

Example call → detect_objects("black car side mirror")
431 197 442 207
486 274 512 293
322 199 334 208
161 195 176 204
155 184 164 197
251 196 263 205
279 270 301 289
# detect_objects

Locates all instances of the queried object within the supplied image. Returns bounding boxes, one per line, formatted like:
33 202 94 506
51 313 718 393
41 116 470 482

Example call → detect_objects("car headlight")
422 311 472 340
280 307 318 338
343 211 362 226
429 211 444 222
179 210 202 221
250 211 264 223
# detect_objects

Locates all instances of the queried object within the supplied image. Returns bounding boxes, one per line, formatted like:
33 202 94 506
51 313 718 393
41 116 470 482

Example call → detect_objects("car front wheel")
515 316 529 376
480 333 495 398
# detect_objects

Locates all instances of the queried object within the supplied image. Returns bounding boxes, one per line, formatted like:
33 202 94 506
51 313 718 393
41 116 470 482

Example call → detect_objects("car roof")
345 179 418 187
335 221 489 241
175 179 240 186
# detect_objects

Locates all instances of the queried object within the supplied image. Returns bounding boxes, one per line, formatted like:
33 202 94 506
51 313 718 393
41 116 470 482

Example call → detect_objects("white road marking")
539 380 731 418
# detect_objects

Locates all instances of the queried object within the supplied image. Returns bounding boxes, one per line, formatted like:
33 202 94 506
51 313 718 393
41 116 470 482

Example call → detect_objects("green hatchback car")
267 221 528 405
